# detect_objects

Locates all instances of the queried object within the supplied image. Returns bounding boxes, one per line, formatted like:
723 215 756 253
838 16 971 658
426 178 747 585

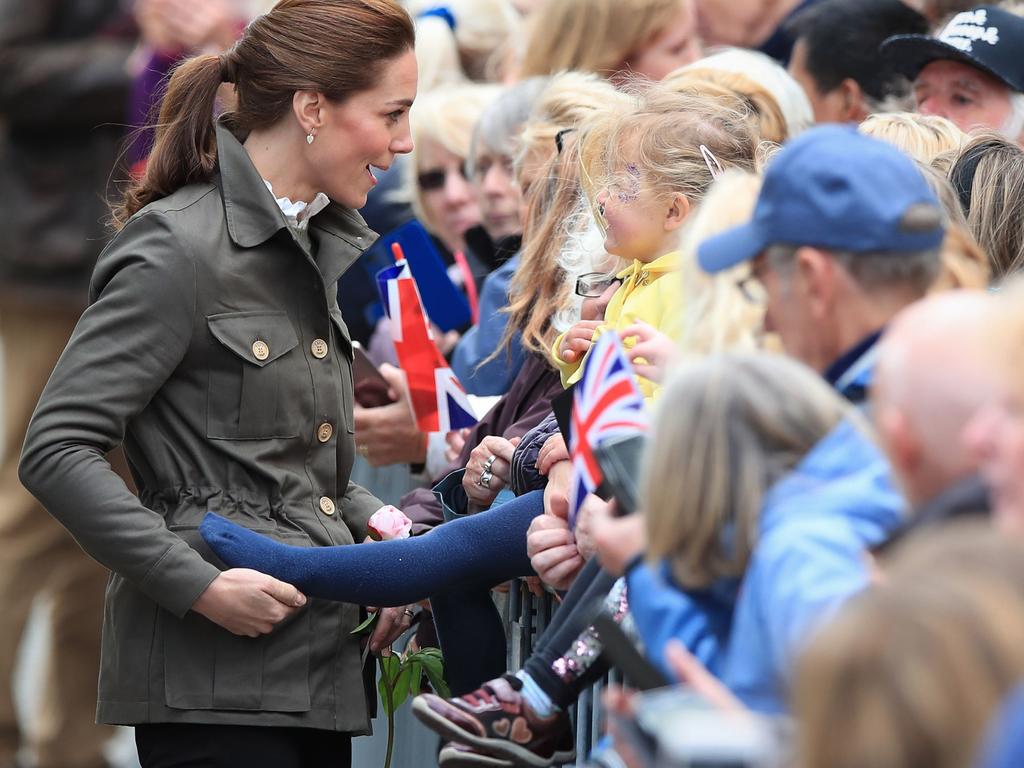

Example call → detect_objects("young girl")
554 87 758 398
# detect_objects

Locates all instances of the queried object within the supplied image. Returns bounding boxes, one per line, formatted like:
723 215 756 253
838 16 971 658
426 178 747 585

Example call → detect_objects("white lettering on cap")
940 9 1000 52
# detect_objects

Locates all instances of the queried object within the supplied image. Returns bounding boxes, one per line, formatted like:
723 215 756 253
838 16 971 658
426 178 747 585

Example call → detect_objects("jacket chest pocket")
206 311 302 440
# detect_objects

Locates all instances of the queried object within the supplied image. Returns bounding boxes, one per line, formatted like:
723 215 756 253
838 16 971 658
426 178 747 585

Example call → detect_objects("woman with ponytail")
18 1 417 765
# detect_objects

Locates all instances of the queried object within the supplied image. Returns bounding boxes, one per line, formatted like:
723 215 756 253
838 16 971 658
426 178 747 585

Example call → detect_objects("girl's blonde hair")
406 83 501 235
860 112 966 164
676 170 766 357
796 523 1024 768
580 86 759 211
644 353 851 589
662 67 789 144
518 0 684 78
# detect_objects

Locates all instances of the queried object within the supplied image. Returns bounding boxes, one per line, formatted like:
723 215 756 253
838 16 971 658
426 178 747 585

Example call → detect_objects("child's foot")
412 675 575 768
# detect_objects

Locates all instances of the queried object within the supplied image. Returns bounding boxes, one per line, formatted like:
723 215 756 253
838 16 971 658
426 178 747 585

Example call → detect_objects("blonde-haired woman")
518 0 702 82
622 352 903 712
407 83 500 257
859 111 965 164
796 524 1024 768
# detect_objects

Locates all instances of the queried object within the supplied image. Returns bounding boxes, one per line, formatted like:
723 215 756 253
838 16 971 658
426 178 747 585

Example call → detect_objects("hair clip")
700 145 724 179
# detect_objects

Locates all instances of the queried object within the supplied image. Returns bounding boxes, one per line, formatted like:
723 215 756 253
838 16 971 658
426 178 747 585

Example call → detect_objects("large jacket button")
252 340 270 361
319 496 336 515
317 423 333 443
311 338 328 359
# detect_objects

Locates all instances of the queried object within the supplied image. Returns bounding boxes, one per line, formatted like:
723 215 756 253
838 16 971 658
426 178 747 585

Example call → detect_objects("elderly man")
873 292 994 528
881 4 1024 144
699 125 944 405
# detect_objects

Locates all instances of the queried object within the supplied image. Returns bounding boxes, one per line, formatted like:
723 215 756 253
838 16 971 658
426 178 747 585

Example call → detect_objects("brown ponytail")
112 0 415 229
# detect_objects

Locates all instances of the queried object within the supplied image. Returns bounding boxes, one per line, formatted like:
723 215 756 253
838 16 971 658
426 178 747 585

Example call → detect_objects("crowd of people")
4 0 1024 767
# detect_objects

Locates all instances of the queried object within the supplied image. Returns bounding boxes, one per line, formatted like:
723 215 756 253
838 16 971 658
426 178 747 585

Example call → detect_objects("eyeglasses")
575 272 621 298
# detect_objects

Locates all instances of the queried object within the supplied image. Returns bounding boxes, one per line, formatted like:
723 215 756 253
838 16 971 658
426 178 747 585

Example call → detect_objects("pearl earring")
306 131 315 145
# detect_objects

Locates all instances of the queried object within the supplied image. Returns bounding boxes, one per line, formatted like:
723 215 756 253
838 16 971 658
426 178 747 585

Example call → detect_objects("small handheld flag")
376 244 477 433
568 333 648 529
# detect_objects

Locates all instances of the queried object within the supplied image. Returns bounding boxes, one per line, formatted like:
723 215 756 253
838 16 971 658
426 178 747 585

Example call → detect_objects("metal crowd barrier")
503 580 621 767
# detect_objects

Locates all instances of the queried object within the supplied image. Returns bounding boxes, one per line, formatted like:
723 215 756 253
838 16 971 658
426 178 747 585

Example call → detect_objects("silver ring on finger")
477 467 493 489
403 608 416 619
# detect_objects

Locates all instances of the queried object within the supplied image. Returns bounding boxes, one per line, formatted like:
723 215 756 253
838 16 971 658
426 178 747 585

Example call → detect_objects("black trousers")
135 723 352 768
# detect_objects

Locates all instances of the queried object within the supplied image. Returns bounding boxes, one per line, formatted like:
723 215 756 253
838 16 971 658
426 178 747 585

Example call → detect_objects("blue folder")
373 220 472 332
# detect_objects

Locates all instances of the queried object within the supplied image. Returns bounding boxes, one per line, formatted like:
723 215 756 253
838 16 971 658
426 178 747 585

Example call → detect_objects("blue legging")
199 491 544 607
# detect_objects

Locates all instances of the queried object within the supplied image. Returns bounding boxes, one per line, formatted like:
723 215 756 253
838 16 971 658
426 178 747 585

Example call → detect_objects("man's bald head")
873 291 998 506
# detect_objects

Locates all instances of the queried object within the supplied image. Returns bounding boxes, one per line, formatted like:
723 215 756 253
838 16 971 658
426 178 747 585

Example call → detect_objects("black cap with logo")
881 5 1024 93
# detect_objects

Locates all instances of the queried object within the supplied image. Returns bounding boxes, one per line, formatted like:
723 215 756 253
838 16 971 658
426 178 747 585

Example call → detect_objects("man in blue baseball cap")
699 124 945 404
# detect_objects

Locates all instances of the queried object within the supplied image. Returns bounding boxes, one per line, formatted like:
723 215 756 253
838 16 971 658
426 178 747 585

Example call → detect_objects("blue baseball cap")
698 125 945 274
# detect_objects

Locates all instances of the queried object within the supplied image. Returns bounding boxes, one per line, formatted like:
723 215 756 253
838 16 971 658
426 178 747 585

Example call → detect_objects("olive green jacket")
20 123 384 732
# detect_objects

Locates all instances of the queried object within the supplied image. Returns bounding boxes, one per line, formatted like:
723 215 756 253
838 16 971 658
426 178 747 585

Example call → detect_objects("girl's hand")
537 433 570 476
664 640 747 714
593 513 646 577
558 320 603 364
620 322 676 382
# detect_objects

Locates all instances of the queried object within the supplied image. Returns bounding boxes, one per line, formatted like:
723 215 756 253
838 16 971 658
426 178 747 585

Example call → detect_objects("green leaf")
351 612 379 635
419 654 451 698
391 664 414 712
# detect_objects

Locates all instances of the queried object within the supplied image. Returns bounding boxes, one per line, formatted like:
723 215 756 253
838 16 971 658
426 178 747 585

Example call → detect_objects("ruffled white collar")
263 180 331 231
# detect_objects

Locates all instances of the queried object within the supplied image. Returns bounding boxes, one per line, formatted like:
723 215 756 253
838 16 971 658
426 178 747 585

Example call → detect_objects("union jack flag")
568 332 649 530
377 251 477 433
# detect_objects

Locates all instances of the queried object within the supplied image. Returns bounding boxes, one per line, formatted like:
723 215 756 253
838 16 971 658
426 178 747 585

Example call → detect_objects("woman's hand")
445 428 471 463
537 434 570 476
529 463 584 589
192 568 306 637
558 320 603 364
367 605 419 653
462 435 519 507
620 322 676 383
353 363 428 467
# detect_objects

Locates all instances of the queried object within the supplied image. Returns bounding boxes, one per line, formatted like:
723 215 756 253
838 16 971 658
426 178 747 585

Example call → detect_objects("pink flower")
367 505 413 541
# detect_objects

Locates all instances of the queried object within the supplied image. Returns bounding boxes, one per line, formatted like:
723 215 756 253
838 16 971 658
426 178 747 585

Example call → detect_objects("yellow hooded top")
550 249 682 400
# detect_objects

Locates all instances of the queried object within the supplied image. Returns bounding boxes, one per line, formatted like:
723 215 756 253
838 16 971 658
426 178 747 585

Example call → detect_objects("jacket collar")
616 250 681 283
215 121 378 278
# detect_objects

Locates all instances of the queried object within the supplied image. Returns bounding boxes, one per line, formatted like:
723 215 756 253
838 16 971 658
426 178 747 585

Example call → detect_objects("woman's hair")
410 0 519 88
467 77 550 175
517 71 629 173
662 67 789 144
518 0 684 79
502 138 593 358
948 132 1024 280
113 0 415 228
676 170 766 357
860 112 966 165
644 353 851 589
678 47 813 139
580 86 759 212
911 161 991 290
406 83 500 233
796 523 1024 768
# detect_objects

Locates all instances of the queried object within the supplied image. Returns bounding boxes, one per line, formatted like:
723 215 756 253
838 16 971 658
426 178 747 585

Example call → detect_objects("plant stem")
383 657 396 768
